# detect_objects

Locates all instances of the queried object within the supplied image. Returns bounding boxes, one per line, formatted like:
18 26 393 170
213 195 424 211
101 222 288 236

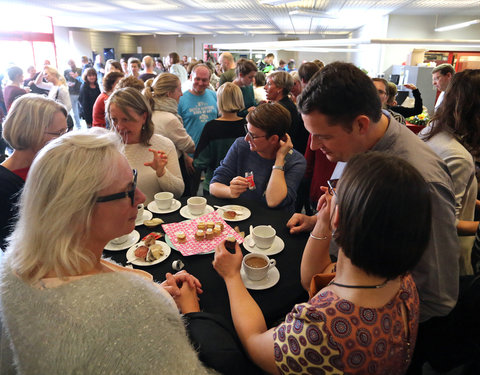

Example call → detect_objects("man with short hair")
258 53 275 73
287 63 459 371
178 64 218 195
432 63 455 110
127 57 141 78
372 77 406 124
218 52 236 87
139 55 157 82
64 59 82 129
298 62 320 88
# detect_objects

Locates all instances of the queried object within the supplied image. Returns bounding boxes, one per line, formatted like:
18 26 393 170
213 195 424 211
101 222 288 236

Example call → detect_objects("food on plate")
176 231 187 243
144 234 157 247
146 244 164 262
233 225 245 238
223 210 236 219
225 235 237 253
213 225 222 236
206 228 214 240
134 245 149 260
144 218 164 227
195 230 205 241
215 221 224 231
197 221 206 231
206 221 215 229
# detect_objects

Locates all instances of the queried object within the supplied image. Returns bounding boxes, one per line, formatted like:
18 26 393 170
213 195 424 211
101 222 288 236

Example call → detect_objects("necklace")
328 278 388 289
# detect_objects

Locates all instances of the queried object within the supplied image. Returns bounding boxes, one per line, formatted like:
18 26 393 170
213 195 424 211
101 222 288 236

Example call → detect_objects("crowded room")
1 0 480 374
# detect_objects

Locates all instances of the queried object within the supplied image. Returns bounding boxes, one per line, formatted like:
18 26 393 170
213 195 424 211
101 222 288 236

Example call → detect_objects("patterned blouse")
273 274 419 375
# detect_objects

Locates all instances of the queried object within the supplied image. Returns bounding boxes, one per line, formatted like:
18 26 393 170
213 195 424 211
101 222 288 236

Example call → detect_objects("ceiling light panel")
167 15 212 22
410 0 479 8
113 0 179 11
55 2 118 12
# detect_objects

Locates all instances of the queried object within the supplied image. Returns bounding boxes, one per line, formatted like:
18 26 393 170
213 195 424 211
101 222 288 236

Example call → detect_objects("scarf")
153 97 183 124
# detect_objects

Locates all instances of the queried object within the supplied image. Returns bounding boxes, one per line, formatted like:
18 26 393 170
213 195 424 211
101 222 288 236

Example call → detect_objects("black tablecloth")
104 196 309 327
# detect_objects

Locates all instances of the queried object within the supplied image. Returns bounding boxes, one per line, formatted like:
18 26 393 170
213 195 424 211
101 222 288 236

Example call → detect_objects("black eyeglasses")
44 128 68 137
244 124 267 140
96 169 137 206
327 179 338 197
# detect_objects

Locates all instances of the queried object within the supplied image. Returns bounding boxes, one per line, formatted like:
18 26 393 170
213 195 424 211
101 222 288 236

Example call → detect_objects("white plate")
147 199 181 214
104 230 140 251
126 240 171 266
179 205 214 220
135 210 153 226
216 205 251 222
164 234 215 255
240 266 280 290
243 235 284 256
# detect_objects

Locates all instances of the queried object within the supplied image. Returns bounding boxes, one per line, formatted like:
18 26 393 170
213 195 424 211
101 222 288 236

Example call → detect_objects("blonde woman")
143 73 195 158
0 94 67 249
107 87 184 202
34 65 72 113
194 82 246 195
0 128 214 374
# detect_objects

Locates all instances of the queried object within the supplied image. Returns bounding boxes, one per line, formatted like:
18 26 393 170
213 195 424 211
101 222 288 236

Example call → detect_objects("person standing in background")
139 56 157 82
432 63 455 111
4 66 30 111
64 59 82 130
78 68 101 128
168 52 188 84
218 52 236 87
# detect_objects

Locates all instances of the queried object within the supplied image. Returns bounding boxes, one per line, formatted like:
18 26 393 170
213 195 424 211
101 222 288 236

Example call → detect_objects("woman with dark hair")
210 102 306 213
420 69 480 275
212 151 432 374
79 67 101 128
92 71 124 128
4 66 29 111
233 58 257 117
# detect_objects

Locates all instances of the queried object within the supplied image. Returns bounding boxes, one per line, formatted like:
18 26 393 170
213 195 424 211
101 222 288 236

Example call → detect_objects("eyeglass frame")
44 128 69 137
96 169 137 206
327 179 338 197
244 124 267 140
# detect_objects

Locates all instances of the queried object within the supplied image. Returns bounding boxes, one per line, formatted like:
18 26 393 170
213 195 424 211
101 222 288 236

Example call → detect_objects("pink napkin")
162 211 244 256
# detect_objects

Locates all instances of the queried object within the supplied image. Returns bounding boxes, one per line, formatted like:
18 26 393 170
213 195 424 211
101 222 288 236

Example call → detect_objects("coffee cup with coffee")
252 225 276 249
111 233 131 245
242 253 276 281
187 196 207 215
155 192 174 210
136 203 144 222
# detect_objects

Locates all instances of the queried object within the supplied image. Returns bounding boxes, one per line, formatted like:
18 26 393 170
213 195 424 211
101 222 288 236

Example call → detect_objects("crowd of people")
0 50 479 374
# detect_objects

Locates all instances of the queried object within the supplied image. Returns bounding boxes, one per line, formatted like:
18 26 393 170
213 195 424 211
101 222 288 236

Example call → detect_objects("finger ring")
172 260 184 271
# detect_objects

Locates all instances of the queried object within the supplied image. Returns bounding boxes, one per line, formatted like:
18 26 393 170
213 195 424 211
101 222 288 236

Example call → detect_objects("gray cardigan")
0 258 216 374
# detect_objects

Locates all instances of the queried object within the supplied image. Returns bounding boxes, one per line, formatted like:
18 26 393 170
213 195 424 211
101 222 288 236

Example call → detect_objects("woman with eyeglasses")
212 152 431 375
0 94 68 250
0 128 216 373
209 102 306 213
107 87 184 203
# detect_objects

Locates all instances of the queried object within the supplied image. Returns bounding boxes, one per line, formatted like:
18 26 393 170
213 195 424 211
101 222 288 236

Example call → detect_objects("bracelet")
309 232 330 240
272 165 284 171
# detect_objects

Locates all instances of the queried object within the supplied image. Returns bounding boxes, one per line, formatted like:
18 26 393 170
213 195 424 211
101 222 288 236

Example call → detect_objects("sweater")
0 166 25 250
78 83 101 124
0 258 216 375
152 110 195 158
238 85 256 118
124 135 184 203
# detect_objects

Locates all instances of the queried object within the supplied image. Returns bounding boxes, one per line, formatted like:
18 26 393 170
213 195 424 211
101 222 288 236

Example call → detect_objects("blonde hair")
44 65 67 86
6 128 124 283
3 94 67 151
143 73 180 108
106 87 154 146
217 82 244 114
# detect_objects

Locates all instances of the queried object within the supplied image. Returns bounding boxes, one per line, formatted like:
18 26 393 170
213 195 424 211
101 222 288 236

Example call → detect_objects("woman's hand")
229 176 249 198
276 133 293 159
161 270 203 298
183 154 195 175
145 148 168 177
312 186 334 236
213 240 243 281
175 282 201 314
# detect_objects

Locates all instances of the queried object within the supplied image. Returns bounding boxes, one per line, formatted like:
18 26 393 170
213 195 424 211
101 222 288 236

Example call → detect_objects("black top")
389 88 423 118
79 83 101 124
0 165 24 250
278 96 309 155
139 73 157 82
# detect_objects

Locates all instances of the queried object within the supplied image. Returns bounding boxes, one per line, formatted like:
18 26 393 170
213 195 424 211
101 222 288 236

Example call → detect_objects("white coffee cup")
243 253 276 281
111 233 130 245
252 225 276 249
136 203 144 221
187 196 207 215
155 192 174 210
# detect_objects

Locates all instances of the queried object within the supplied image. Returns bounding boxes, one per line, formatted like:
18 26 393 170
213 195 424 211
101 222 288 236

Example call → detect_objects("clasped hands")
161 270 202 314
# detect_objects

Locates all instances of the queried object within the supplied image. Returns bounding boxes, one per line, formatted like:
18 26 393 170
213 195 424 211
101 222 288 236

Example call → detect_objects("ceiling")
3 0 480 36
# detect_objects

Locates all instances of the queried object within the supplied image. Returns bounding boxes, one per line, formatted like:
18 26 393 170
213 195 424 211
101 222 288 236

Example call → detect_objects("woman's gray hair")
217 82 245 114
2 94 67 151
268 71 294 96
106 87 154 146
6 128 124 283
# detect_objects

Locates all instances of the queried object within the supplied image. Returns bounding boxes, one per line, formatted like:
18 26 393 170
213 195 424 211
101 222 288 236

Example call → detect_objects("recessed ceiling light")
435 19 480 32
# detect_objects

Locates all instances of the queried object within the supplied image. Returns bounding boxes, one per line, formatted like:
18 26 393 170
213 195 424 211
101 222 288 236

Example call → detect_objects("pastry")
215 221 224 231
176 231 186 243
143 234 157 247
144 218 164 227
213 225 222 236
206 221 215 229
205 228 214 240
195 230 205 241
225 235 237 253
197 221 206 230
146 244 164 262
223 210 236 219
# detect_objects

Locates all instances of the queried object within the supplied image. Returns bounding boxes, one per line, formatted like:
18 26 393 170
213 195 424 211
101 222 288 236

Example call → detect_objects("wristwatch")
272 165 284 171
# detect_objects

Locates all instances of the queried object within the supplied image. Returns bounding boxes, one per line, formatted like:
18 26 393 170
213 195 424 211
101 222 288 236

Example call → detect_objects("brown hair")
236 58 257 77
246 102 290 138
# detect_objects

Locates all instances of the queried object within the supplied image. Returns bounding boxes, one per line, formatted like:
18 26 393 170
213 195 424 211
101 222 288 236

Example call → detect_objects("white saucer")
126 240 171 266
147 199 181 214
104 230 140 251
243 235 284 256
135 210 153 226
240 266 280 290
216 205 251 222
179 205 214 219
